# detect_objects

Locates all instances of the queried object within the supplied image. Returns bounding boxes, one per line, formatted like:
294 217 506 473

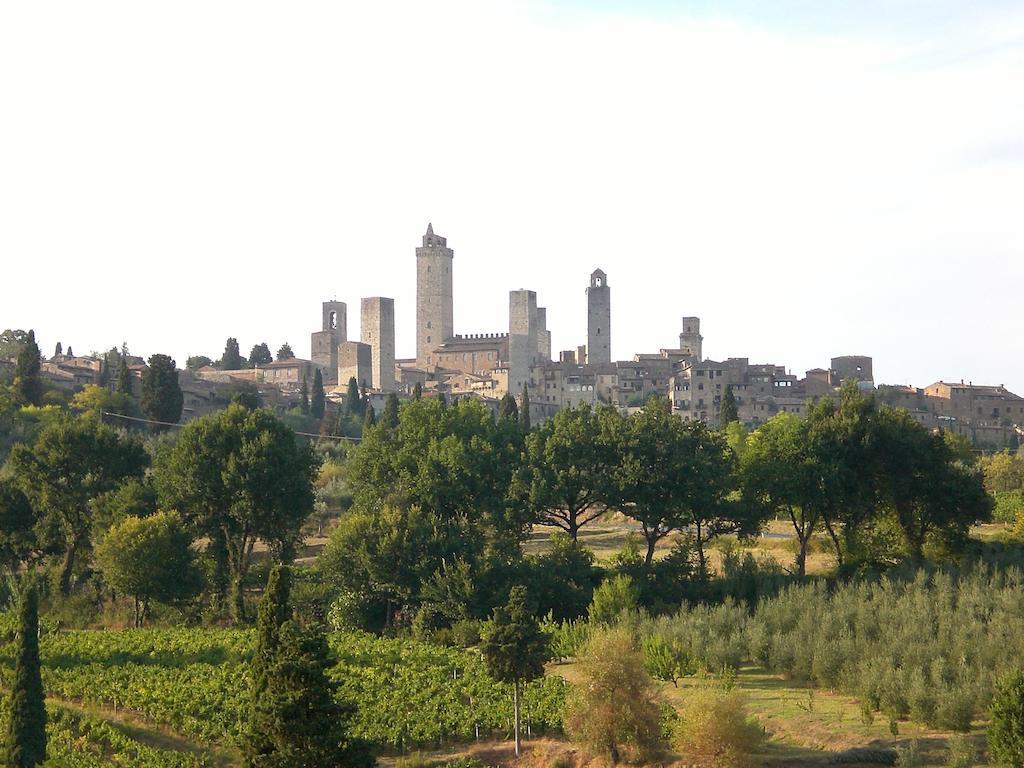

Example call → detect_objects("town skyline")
2 2 1021 394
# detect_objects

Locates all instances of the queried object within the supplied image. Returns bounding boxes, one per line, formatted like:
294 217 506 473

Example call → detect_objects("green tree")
90 477 158 538
588 574 639 624
564 627 664 765
95 511 201 627
246 566 368 768
344 377 363 419
616 396 745 568
381 393 400 429
480 586 548 757
275 343 294 361
246 564 291 763
220 337 244 370
4 581 46 768
116 354 133 396
0 329 30 360
0 480 36 572
154 404 317 621
14 330 42 406
412 381 422 401
70 384 135 419
249 343 273 368
719 384 739 426
185 355 212 372
741 413 818 577
311 369 326 420
53 342 62 358
989 668 1024 768
140 354 183 427
9 416 148 594
520 384 531 432
498 392 519 423
518 404 621 540
870 407 992 559
299 378 309 415
363 403 376 429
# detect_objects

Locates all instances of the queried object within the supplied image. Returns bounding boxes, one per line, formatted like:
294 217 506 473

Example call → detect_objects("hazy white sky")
2 1 1022 392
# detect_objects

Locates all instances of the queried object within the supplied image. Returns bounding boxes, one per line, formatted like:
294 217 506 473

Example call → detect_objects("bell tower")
586 268 610 365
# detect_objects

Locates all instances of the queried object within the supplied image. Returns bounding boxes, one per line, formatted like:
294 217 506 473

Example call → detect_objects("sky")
1 1 1022 393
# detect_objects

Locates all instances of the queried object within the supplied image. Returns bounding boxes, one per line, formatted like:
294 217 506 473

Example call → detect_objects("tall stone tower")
416 223 454 369
361 296 396 392
586 269 610 365
311 301 347 384
509 289 538 397
679 316 703 361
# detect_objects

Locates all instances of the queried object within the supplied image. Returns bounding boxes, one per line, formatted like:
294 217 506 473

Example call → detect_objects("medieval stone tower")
586 269 610 365
361 296 396 392
416 223 454 369
680 316 703 361
311 300 347 384
509 289 538 397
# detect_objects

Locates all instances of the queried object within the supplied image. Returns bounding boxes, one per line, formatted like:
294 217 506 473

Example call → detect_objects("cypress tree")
364 403 376 429
311 369 325 419
300 378 310 415
719 384 739 426
520 384 531 432
498 392 519 423
140 354 183 427
53 342 62 358
438 392 448 409
345 377 363 418
220 337 243 370
14 330 42 406
382 393 400 429
65 346 72 358
116 356 133 397
246 565 369 768
412 381 422 401
246 566 292 766
4 581 46 768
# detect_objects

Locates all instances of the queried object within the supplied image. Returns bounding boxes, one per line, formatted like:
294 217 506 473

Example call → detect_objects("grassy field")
385 664 991 767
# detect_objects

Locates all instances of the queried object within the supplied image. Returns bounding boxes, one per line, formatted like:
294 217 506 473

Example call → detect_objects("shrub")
895 739 922 768
672 684 763 768
563 627 665 764
944 734 975 768
588 575 640 625
989 669 1024 767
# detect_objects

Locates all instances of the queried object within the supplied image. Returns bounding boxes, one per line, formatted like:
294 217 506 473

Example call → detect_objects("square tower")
416 223 454 369
361 297 396 392
311 300 347 384
586 269 611 365
338 341 373 389
509 289 538 397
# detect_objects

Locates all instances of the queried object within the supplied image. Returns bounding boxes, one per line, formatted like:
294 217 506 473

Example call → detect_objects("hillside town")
4 224 1020 448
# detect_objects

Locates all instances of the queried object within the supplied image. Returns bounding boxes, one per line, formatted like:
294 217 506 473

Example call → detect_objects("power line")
99 411 361 442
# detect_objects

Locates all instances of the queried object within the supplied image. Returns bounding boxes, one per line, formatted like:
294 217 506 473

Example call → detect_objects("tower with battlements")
416 224 454 369
586 269 610 365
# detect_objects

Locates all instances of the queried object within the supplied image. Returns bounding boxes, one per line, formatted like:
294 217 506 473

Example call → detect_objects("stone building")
361 296 396 392
586 269 611 365
431 334 508 375
831 356 874 387
339 341 372 389
509 289 539 397
679 317 703 360
311 301 346 384
416 224 454 369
